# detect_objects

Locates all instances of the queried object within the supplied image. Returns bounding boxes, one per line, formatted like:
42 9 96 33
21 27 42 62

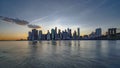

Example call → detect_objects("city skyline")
28 27 120 41
0 0 120 40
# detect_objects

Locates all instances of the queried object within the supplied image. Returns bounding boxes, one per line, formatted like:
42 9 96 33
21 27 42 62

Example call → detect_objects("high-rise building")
95 28 102 37
28 31 32 40
31 29 38 40
62 31 66 40
77 28 80 39
42 34 46 40
89 32 96 39
55 27 58 39
108 28 116 35
67 28 71 39
51 29 55 40
39 30 42 40
55 27 57 34
77 28 80 36
65 29 68 39
47 30 51 40
73 30 77 39
58 29 61 39
58 29 63 39
69 29 72 39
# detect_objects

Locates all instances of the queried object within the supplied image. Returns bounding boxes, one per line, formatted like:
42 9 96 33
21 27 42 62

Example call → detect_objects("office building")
95 28 102 37
32 29 38 40
51 29 55 40
73 30 77 39
108 28 117 35
47 30 51 40
77 28 80 39
28 31 32 40
39 30 42 40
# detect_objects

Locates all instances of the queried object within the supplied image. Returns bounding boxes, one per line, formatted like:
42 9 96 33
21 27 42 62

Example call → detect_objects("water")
0 40 120 68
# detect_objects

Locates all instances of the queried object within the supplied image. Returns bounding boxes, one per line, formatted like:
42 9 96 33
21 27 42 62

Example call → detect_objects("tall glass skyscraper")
51 29 55 40
77 28 80 37
95 28 102 37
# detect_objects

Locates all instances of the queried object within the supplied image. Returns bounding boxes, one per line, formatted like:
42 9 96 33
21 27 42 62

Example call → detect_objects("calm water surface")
0 40 120 68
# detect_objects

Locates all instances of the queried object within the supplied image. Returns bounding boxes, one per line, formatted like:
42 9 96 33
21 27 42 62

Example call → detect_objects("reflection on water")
0 40 120 68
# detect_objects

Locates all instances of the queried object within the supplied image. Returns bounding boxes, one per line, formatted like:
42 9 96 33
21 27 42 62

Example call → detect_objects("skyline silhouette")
27 27 120 41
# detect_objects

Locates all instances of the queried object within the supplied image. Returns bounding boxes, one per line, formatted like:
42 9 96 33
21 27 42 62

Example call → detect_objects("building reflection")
51 40 57 45
107 40 117 56
95 40 102 58
28 40 82 47
28 41 37 45
58 40 61 46
35 40 81 46
78 40 80 46
27 40 82 62
68 40 72 46
39 41 42 44
28 41 38 60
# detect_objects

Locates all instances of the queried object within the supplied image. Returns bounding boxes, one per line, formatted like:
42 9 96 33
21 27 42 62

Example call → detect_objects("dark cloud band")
0 16 29 25
28 24 41 29
0 16 41 29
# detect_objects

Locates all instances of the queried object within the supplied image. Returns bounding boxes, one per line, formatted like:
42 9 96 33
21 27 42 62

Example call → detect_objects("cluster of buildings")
28 27 110 40
83 28 102 39
28 27 80 40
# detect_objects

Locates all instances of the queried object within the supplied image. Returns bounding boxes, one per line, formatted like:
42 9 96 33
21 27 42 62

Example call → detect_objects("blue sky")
0 0 120 40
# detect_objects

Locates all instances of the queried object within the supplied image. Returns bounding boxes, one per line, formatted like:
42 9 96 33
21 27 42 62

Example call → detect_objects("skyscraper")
32 29 38 40
55 27 58 39
51 29 55 40
73 30 77 39
39 30 42 40
67 28 71 39
28 31 32 40
69 29 72 39
95 28 102 37
108 28 117 35
77 28 80 39
55 27 57 34
62 31 66 40
58 29 61 39
47 30 51 40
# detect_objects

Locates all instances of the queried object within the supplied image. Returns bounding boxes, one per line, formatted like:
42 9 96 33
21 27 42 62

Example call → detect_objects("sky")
0 0 120 40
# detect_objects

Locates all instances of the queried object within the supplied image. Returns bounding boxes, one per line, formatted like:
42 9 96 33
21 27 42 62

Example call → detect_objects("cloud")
28 24 41 29
0 16 41 29
0 16 29 25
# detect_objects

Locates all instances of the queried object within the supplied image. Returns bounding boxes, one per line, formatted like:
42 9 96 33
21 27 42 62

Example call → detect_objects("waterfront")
0 40 120 68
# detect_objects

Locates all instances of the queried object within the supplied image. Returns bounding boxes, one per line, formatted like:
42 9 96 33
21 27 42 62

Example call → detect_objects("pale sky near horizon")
0 0 120 40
